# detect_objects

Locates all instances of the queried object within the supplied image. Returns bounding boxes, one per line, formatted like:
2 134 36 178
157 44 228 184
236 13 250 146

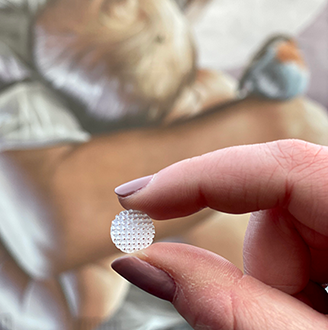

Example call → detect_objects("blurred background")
0 0 328 329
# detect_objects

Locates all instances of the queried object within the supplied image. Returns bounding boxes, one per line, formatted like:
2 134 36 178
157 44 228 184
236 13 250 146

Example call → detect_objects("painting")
0 1 327 329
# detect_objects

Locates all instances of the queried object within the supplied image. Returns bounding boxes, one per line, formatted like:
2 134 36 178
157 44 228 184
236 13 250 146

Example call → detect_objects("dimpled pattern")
111 210 155 253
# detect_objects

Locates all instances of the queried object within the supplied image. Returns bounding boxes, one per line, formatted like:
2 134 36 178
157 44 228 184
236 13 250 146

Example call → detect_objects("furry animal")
34 0 196 124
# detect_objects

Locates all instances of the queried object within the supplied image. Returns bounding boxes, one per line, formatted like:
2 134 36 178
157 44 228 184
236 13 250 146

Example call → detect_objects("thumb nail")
111 256 176 302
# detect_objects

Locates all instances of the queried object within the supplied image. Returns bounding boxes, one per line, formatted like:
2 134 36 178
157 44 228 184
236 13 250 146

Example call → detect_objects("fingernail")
115 175 153 197
111 256 176 302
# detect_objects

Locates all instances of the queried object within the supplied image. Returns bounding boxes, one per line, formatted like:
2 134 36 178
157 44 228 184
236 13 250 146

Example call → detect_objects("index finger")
115 139 328 235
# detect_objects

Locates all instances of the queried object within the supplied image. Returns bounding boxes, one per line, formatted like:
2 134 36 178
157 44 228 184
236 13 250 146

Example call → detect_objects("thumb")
112 243 327 330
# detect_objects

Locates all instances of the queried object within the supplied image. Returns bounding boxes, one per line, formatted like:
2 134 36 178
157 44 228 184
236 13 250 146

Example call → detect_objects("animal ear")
164 69 237 124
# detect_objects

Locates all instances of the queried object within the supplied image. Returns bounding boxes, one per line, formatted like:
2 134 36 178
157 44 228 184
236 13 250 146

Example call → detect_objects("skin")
2 97 328 329
4 96 328 274
1 1 325 328
117 139 328 330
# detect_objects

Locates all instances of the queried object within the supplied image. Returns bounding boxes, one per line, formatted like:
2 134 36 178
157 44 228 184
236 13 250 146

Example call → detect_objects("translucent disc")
111 210 155 254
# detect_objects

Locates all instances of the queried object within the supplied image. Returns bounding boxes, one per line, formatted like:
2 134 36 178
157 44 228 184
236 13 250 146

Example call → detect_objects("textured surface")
0 1 328 330
111 210 155 254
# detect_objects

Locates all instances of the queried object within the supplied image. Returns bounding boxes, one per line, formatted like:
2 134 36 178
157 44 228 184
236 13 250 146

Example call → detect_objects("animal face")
34 0 196 122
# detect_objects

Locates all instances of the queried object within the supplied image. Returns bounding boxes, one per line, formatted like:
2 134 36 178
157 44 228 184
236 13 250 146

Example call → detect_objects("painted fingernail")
111 256 176 302
115 175 153 197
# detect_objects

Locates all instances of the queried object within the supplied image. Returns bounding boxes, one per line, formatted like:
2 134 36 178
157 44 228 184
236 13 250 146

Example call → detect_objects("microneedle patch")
111 210 155 254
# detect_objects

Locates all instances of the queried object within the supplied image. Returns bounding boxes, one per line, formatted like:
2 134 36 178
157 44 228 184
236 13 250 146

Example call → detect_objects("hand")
112 139 328 329
3 97 328 328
